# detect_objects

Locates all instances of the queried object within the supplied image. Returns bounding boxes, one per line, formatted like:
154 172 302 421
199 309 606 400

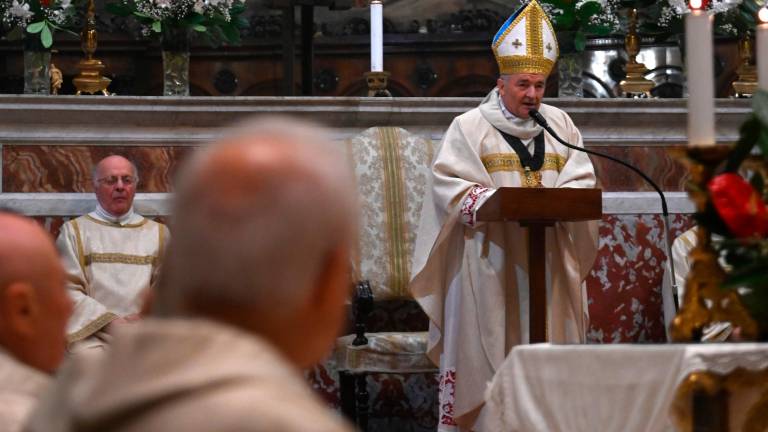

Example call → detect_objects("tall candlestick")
370 0 383 72
686 3 715 146
758 7 768 91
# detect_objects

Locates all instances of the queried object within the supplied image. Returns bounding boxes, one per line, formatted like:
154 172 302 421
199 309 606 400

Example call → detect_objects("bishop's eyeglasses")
97 175 137 186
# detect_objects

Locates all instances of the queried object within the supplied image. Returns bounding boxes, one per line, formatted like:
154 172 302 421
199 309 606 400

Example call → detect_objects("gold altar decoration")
73 0 111 96
619 9 654 98
49 62 62 95
364 71 392 97
732 36 758 98
671 367 768 432
669 146 759 342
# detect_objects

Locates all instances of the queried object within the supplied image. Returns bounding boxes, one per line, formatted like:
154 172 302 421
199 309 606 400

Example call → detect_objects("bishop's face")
497 73 546 119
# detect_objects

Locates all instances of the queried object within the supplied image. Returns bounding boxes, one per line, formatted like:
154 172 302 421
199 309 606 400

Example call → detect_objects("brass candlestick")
619 9 654 98
668 146 759 342
732 36 757 98
73 0 111 96
364 71 392 97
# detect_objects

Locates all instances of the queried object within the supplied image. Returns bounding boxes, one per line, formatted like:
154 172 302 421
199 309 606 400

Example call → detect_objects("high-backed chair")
336 126 437 431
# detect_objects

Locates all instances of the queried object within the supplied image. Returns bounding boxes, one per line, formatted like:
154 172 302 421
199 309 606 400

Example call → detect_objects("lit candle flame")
759 6 768 23
689 0 703 10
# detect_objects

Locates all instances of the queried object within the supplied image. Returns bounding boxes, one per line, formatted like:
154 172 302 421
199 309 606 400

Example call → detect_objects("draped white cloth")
477 343 768 432
56 210 169 345
410 89 599 430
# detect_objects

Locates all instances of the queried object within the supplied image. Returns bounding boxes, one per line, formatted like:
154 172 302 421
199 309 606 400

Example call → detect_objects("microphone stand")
528 109 680 311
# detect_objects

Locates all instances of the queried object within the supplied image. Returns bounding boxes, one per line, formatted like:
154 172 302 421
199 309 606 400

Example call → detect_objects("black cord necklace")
495 129 545 171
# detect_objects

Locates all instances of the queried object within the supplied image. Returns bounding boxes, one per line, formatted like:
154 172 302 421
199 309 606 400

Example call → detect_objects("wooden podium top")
476 187 602 224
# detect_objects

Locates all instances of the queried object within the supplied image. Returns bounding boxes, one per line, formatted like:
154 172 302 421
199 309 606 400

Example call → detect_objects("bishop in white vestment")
409 2 599 429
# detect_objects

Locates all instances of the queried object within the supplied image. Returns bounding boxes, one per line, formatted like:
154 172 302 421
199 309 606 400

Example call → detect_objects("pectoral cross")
512 39 523 49
523 166 543 188
546 43 552 53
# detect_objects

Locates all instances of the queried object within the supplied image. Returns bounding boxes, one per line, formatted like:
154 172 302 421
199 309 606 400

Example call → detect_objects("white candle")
758 8 768 91
370 0 383 72
685 4 715 146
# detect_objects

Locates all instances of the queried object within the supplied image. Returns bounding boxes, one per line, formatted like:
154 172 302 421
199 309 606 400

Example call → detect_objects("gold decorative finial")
73 0 112 96
732 35 757 98
619 9 654 98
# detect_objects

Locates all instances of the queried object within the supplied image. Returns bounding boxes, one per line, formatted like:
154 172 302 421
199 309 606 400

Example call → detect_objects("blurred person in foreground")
25 118 356 432
0 212 72 432
57 155 169 351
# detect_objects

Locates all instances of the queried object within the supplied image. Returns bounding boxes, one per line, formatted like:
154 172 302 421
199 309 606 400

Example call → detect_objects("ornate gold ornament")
669 146 759 342
364 71 392 97
672 367 768 432
732 36 758 98
73 0 112 96
619 9 654 98
49 62 63 95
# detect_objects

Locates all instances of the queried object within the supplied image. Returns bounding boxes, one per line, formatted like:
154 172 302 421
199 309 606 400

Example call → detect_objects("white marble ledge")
0 191 693 217
0 97 751 145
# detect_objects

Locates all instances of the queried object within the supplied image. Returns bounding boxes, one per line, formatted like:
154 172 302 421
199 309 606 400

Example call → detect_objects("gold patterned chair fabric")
336 126 436 431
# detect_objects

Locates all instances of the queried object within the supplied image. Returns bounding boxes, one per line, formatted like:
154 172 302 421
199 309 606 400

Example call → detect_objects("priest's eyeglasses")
97 176 136 186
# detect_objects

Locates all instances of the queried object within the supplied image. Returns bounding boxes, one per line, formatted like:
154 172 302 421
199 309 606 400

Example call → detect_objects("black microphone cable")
528 108 679 311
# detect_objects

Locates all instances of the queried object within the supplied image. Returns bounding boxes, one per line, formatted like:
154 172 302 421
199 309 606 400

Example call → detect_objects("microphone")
528 108 679 312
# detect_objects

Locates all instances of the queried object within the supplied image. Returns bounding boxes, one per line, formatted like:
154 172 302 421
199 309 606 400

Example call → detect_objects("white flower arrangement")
107 0 246 45
656 0 745 36
129 0 237 23
0 0 78 47
540 0 622 51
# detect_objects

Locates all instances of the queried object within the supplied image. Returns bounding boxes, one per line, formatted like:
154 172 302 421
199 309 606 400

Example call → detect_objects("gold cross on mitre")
491 0 560 76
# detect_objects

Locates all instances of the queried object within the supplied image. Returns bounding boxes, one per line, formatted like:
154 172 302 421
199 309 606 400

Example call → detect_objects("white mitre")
492 0 559 76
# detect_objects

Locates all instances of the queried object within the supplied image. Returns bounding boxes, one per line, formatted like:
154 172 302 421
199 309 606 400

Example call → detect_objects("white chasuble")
410 89 599 430
57 213 168 344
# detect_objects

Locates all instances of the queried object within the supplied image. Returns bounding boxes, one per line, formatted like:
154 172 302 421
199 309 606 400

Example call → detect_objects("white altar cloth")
476 343 768 432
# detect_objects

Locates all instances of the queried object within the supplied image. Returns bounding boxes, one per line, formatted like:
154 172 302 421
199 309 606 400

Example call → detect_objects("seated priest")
0 212 72 432
409 1 599 429
56 155 169 350
25 118 356 432
662 226 734 342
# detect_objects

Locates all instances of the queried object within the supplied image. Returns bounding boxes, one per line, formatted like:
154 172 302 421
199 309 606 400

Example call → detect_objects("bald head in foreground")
0 212 71 432
25 118 357 432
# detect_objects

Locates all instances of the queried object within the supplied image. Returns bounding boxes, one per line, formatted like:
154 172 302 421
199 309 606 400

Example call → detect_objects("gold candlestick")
73 0 111 96
619 9 654 98
732 36 757 98
668 146 759 342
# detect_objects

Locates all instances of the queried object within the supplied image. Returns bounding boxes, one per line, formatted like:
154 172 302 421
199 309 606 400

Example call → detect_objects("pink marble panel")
586 214 695 343
588 145 690 192
3 146 194 193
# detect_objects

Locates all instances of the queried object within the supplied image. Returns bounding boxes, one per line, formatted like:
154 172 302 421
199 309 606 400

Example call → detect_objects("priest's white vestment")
410 89 599 430
0 348 49 432
56 212 168 345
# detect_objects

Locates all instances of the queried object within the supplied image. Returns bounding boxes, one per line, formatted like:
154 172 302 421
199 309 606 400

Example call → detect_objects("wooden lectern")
476 187 602 343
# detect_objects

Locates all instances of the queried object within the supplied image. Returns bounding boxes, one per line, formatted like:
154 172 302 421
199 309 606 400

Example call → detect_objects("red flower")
40 0 51 7
708 173 768 238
